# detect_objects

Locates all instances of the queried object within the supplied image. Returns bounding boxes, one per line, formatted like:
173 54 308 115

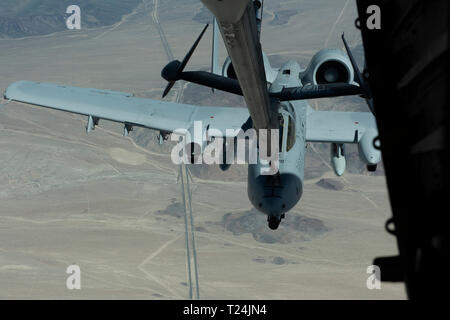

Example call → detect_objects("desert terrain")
0 0 406 299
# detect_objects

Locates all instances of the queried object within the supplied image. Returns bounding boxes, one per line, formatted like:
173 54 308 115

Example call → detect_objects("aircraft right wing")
4 81 250 137
306 109 377 144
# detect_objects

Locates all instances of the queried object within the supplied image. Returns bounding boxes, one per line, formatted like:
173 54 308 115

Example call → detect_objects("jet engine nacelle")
301 49 354 85
331 143 346 176
358 128 381 167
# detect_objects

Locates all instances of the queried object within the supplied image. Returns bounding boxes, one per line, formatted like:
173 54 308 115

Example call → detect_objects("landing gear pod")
358 128 381 166
331 143 346 176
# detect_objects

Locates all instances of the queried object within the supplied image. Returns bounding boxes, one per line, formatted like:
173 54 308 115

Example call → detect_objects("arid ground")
0 0 406 299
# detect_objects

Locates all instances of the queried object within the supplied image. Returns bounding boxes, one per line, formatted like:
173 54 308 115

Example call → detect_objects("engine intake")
316 61 350 84
301 49 354 85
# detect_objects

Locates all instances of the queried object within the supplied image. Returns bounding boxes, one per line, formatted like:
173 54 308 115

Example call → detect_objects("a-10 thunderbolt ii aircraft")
3 0 380 230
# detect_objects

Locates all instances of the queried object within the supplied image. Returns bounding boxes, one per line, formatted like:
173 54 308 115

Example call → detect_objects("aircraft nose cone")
254 173 303 216
260 197 285 217
249 171 303 225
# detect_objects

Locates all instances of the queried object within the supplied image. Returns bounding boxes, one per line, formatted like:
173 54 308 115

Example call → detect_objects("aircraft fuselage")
248 61 308 229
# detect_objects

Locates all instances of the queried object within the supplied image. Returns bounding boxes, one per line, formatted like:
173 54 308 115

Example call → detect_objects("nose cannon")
268 213 285 230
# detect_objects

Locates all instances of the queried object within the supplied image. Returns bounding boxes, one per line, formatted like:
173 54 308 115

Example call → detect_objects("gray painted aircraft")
3 0 380 229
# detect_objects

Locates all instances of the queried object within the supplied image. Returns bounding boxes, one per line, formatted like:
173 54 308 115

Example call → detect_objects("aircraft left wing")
4 81 250 136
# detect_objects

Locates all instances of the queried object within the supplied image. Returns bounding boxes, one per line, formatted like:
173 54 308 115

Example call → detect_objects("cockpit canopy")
278 110 296 153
